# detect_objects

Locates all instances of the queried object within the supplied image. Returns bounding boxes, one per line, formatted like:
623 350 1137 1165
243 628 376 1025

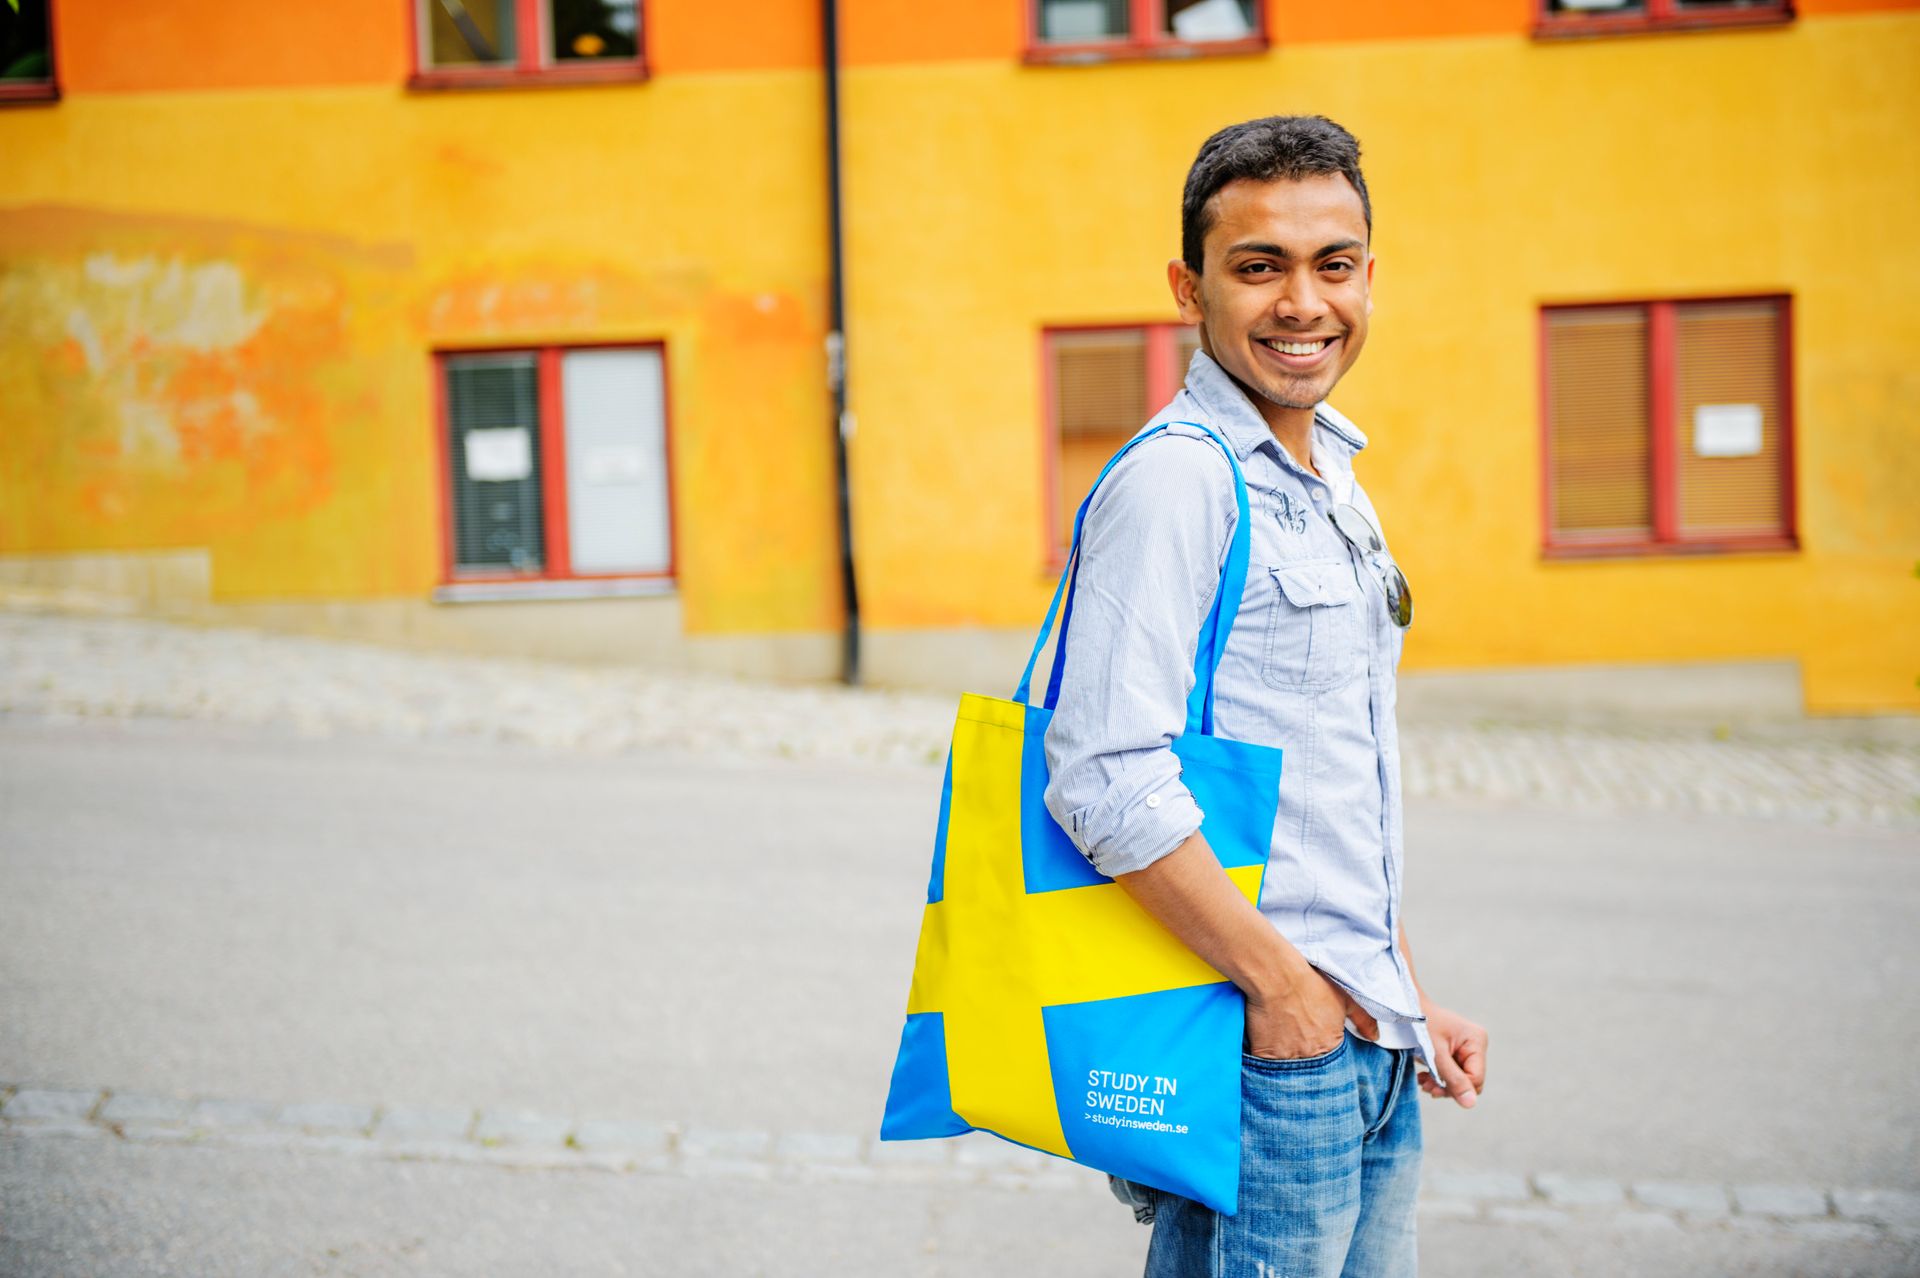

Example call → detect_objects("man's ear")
1364 254 1375 317
1167 259 1204 325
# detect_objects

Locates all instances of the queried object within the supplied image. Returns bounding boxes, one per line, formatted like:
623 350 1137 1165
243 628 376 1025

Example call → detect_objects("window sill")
407 62 647 92
1533 7 1792 41
0 81 59 106
1542 536 1797 561
1023 35 1267 66
434 575 676 603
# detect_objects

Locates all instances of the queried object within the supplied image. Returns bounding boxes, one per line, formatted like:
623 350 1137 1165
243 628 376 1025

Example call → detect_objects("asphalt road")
2 714 1917 1274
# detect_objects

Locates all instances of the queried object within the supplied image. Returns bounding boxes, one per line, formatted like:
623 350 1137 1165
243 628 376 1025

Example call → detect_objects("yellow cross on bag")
905 694 1264 1158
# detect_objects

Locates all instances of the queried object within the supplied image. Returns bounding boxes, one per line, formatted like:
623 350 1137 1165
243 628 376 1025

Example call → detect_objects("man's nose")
1273 270 1331 325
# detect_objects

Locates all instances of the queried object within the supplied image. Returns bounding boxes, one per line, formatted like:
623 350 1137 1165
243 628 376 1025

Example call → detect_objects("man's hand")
1244 970 1378 1060
1416 1003 1487 1108
1113 836 1382 1064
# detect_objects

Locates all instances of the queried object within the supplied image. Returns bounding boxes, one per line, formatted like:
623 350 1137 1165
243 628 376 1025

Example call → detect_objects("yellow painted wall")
4 8 1916 711
0 74 841 635
843 13 1920 712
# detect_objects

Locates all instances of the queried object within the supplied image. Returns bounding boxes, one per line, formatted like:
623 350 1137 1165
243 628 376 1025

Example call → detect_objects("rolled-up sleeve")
1042 433 1238 878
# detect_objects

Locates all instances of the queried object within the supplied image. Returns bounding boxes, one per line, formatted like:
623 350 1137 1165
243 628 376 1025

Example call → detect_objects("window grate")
447 355 544 574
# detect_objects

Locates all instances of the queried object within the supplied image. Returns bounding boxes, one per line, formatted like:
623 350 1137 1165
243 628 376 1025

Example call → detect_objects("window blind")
1053 329 1148 547
1674 300 1786 539
561 348 671 576
1545 307 1652 540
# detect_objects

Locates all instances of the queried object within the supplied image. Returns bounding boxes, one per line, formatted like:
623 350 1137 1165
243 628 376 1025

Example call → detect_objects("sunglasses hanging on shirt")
1328 503 1413 630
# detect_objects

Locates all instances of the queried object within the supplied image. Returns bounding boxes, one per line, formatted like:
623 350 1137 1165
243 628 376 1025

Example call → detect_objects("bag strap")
1013 420 1251 737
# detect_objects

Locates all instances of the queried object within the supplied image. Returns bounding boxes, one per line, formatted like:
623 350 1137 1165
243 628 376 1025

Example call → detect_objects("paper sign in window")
1693 404 1764 458
464 427 534 481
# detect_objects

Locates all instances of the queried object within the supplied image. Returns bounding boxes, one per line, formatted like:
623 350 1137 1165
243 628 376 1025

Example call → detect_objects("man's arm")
1398 923 1488 1108
1042 436 1379 1059
1117 833 1376 1060
1041 438 1235 880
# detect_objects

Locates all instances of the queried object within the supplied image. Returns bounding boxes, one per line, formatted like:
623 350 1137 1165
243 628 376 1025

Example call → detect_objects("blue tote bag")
880 420 1284 1215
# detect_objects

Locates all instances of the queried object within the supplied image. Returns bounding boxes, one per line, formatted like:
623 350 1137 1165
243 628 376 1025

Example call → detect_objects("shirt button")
1145 793 1162 809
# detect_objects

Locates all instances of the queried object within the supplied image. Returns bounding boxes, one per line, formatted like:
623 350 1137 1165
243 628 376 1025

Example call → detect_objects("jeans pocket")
1241 1034 1350 1072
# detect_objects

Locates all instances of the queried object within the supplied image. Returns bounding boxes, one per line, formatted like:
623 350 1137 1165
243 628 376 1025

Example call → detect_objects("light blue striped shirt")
1042 350 1434 1070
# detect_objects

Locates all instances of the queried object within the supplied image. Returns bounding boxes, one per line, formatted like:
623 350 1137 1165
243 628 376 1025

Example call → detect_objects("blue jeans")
1137 1032 1422 1278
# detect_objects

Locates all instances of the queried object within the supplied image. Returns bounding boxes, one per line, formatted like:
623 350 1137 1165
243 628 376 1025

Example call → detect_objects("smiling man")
1043 116 1488 1276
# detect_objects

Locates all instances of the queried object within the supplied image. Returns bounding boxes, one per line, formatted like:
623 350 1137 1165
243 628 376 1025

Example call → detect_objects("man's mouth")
1256 335 1339 368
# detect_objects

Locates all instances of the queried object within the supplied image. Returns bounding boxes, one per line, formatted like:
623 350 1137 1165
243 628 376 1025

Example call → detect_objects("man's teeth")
1265 338 1330 356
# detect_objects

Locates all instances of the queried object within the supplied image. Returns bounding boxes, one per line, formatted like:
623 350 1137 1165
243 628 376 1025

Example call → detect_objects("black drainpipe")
823 0 861 686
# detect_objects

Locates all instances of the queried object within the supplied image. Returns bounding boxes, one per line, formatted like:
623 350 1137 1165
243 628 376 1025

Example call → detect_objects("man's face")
1169 174 1373 418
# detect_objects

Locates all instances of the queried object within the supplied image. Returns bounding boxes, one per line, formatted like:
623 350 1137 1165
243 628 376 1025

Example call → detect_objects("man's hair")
1181 115 1371 273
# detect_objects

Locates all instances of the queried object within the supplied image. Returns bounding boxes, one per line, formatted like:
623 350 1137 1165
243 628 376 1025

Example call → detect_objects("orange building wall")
56 0 408 91
52 0 1920 97
651 0 817 72
50 0 821 91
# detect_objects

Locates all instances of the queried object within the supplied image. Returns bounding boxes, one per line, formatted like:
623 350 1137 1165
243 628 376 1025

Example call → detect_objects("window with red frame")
0 0 55 104
413 0 642 86
1047 324 1201 552
1029 0 1263 62
438 345 672 583
1535 0 1791 39
1542 297 1794 556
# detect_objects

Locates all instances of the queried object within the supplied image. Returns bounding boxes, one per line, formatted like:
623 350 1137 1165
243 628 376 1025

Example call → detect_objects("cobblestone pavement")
2 607 1915 826
6 1084 1917 1248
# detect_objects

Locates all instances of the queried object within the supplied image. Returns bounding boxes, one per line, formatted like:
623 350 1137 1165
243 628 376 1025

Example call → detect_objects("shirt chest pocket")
1262 560 1366 694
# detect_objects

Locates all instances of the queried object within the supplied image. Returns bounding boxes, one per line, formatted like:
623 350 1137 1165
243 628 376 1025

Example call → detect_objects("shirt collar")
1180 348 1369 469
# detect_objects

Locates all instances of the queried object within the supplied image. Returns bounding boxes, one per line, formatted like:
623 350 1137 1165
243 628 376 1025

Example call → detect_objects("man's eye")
1323 261 1353 275
1240 263 1271 274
